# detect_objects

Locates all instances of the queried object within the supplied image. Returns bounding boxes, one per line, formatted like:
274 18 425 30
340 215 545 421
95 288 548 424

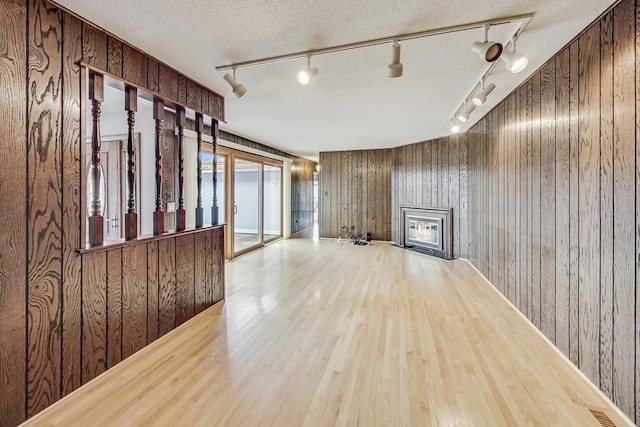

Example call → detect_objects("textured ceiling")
54 0 617 160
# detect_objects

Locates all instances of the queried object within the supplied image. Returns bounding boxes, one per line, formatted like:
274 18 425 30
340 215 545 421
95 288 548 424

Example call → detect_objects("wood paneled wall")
391 136 469 258
79 228 224 383
466 1 638 421
291 157 316 234
319 149 392 240
0 1 226 425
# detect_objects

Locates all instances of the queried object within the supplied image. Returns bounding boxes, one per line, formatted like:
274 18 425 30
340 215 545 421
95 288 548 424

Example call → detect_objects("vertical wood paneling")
81 252 107 384
568 41 581 367
540 60 557 342
176 234 196 325
82 24 107 70
0 1 27 422
204 230 214 308
599 11 614 398
158 238 177 336
122 244 148 359
122 45 147 87
107 36 123 78
27 0 63 415
163 111 176 231
147 58 160 93
213 228 225 302
555 48 571 357
159 64 178 101
506 94 516 305
60 12 82 397
187 80 202 112
449 135 460 257
612 0 636 416
578 23 601 386
147 241 159 343
459 134 469 259
531 72 542 328
320 150 391 240
106 249 122 368
177 75 187 104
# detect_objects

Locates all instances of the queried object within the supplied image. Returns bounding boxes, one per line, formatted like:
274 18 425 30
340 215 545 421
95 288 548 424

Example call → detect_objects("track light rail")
215 14 533 71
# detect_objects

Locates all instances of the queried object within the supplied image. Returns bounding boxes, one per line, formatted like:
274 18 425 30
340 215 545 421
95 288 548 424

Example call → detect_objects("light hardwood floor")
21 231 631 426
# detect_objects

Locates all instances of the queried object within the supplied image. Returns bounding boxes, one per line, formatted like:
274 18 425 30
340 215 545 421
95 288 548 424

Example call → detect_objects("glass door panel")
234 158 262 254
263 164 281 241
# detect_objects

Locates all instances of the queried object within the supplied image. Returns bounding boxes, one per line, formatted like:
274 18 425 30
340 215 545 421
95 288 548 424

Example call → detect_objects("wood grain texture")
292 157 315 234
598 11 614 399
162 111 176 231
194 231 207 314
82 23 107 70
319 150 391 240
568 40 580 368
187 79 202 112
81 252 107 384
60 11 82 398
107 36 122 77
147 58 159 93
122 244 148 359
176 234 195 326
612 0 635 416
555 47 571 358
106 249 122 369
540 60 557 342
158 238 177 337
212 227 225 302
177 75 187 104
122 44 147 87
0 0 27 424
159 64 178 101
27 0 63 415
578 23 601 386
204 230 214 307
147 241 159 344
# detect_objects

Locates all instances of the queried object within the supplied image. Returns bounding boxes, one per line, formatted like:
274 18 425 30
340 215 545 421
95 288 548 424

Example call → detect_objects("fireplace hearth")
399 206 453 259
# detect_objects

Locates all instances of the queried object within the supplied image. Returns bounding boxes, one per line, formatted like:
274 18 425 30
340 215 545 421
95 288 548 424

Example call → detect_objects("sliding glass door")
233 157 262 255
263 164 282 242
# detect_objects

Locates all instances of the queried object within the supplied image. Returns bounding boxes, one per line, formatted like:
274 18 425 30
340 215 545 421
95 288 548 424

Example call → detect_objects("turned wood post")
124 86 138 240
195 113 204 228
176 106 186 231
153 98 165 235
88 71 104 246
211 119 219 225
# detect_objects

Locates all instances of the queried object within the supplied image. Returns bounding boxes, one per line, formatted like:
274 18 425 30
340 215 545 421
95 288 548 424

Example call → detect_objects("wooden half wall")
0 0 226 425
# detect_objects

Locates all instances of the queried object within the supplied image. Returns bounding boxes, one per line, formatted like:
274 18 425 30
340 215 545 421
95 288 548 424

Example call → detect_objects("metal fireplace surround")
399 206 453 260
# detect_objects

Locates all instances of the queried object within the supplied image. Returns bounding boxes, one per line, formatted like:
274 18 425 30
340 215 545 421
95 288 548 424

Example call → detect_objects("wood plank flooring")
20 231 631 426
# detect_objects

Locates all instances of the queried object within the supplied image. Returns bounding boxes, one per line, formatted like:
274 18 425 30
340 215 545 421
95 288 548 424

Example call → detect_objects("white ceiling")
55 0 617 161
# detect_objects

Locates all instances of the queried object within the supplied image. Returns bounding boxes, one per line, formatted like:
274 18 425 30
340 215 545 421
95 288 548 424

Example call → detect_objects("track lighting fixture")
387 40 403 78
457 103 476 123
471 81 495 106
450 119 461 134
471 25 503 63
297 55 319 86
222 67 247 98
500 34 528 73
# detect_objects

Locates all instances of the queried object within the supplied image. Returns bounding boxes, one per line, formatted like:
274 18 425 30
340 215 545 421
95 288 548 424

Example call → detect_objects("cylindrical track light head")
297 67 319 85
450 119 461 134
471 83 496 106
471 41 503 62
501 50 528 73
457 104 476 123
223 72 247 98
387 41 403 78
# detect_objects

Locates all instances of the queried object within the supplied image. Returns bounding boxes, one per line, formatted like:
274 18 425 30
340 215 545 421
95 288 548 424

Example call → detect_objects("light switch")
167 202 176 212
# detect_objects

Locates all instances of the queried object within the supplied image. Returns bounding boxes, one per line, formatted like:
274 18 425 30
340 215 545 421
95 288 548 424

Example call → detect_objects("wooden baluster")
211 119 219 225
195 113 204 228
88 71 104 246
124 86 138 240
153 98 165 235
176 107 186 231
